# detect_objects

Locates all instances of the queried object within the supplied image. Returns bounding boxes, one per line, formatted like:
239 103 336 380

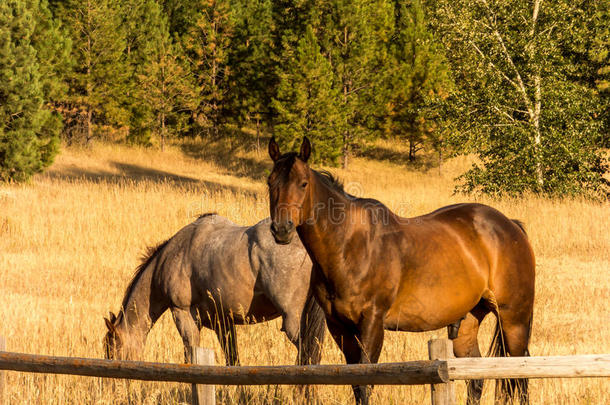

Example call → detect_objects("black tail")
489 317 531 404
297 294 326 365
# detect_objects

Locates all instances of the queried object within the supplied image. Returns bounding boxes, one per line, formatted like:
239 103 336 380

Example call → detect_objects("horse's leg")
296 295 326 366
170 307 200 362
494 308 532 405
290 296 326 402
450 308 488 405
327 313 384 405
213 315 240 366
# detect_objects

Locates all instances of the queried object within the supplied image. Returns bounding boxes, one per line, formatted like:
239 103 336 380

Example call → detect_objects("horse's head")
103 311 139 360
267 137 312 244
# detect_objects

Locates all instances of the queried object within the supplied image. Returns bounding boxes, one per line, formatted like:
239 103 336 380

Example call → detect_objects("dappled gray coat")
103 214 325 366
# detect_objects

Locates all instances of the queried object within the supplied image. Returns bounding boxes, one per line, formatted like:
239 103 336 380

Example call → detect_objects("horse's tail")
512 219 528 237
297 294 326 365
488 315 531 404
487 316 506 358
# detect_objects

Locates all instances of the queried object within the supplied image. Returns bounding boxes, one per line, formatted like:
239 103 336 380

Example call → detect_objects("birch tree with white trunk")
426 0 608 196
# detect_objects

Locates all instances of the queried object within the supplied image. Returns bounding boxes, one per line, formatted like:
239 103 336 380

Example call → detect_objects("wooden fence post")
0 337 5 405
428 339 455 405
190 347 215 405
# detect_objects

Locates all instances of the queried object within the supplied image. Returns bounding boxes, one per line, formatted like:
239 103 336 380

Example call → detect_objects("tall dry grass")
0 136 608 404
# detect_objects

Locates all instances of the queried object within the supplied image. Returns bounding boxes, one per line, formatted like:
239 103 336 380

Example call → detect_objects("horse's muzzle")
270 221 295 245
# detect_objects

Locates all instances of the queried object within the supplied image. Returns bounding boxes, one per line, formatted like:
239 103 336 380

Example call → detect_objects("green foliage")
427 0 608 197
3 0 607 195
273 26 342 165
0 0 62 181
382 0 451 161
183 0 235 137
57 0 127 144
229 0 277 128
137 14 198 149
121 0 168 144
313 0 394 168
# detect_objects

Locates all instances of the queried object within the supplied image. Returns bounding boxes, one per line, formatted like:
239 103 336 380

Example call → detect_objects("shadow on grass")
180 131 271 182
357 145 438 171
43 161 255 196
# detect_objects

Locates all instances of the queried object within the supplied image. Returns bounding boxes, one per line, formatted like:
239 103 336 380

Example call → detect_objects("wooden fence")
0 337 608 405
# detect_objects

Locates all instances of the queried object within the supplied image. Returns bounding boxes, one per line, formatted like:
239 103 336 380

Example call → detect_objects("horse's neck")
299 175 354 266
117 264 159 341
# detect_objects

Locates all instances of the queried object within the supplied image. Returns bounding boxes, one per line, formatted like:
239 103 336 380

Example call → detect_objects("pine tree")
57 0 127 145
313 0 394 168
138 16 198 150
28 0 72 151
183 0 235 138
272 26 342 164
29 0 72 105
382 0 451 162
229 0 277 151
159 0 200 39
0 0 59 181
121 0 167 144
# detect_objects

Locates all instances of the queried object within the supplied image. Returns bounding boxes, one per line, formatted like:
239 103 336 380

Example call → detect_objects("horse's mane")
316 170 346 193
120 239 169 313
197 212 217 219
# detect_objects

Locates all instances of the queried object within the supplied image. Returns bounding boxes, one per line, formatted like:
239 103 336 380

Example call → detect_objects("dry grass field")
0 135 608 404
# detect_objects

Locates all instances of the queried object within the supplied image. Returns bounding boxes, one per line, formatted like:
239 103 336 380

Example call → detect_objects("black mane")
119 239 169 317
315 170 347 194
198 212 218 219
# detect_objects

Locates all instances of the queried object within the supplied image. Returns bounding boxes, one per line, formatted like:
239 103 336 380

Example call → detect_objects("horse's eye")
301 181 308 189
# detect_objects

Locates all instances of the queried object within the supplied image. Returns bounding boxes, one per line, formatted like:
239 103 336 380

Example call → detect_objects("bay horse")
103 213 326 367
267 137 535 404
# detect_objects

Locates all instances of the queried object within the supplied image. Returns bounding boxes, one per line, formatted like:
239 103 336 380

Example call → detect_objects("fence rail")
0 350 447 386
0 337 609 405
447 354 610 380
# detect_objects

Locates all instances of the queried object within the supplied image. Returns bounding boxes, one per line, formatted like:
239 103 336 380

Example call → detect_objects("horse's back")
384 203 534 331
153 214 312 327
417 203 534 280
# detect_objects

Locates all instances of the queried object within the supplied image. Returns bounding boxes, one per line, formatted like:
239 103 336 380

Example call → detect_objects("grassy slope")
0 137 608 404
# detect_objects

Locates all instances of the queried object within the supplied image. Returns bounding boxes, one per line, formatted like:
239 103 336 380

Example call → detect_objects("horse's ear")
109 311 117 323
299 136 311 162
268 137 281 162
104 317 115 332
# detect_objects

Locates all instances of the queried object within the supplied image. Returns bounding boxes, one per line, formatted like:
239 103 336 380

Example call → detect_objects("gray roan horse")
103 213 326 366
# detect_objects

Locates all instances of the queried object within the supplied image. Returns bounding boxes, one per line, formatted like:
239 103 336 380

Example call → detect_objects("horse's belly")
383 280 483 332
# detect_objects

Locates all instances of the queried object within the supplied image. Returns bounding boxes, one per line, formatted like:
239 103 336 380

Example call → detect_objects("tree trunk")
86 107 92 146
409 139 416 162
342 26 349 170
342 138 349 169
531 1 543 189
160 112 166 152
533 76 543 189
438 146 443 176
85 1 92 146
256 117 261 155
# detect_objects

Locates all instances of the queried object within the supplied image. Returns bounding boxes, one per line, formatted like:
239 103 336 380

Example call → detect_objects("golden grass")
0 136 608 404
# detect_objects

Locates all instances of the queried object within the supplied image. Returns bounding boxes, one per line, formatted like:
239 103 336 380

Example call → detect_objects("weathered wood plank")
447 354 610 380
428 339 455 405
191 347 215 405
0 351 447 385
